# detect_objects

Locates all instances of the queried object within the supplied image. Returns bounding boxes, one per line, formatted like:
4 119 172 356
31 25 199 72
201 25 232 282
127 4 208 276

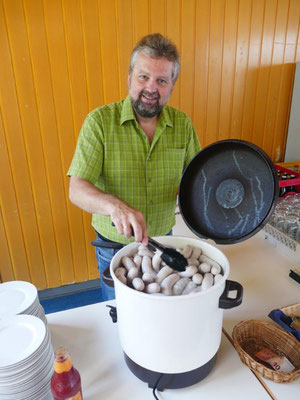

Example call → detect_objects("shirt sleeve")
67 112 104 184
183 117 201 170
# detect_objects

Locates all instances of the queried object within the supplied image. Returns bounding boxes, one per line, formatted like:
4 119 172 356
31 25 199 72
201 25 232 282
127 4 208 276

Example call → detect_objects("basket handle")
219 280 243 309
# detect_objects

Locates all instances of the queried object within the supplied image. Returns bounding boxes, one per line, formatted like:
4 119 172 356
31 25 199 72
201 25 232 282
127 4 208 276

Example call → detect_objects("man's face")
128 52 175 119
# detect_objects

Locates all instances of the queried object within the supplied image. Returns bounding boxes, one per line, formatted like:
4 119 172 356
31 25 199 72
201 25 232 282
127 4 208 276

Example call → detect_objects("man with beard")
68 33 201 300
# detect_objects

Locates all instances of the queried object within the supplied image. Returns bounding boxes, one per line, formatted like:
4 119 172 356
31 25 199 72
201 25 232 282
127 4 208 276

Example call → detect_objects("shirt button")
149 200 153 205
147 157 151 161
148 177 152 183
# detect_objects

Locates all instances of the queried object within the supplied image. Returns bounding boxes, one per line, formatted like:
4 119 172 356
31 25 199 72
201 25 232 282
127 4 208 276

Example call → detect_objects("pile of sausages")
114 244 223 296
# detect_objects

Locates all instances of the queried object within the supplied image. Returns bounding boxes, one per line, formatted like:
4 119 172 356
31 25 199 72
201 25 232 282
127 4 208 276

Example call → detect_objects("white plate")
0 315 46 368
0 336 53 383
0 282 38 316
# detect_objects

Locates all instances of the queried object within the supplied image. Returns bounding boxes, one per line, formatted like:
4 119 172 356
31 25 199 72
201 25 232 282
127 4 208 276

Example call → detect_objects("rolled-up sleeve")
67 114 104 185
183 118 201 170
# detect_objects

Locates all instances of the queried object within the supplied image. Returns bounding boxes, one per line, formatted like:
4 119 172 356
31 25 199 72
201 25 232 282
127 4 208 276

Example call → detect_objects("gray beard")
131 92 163 118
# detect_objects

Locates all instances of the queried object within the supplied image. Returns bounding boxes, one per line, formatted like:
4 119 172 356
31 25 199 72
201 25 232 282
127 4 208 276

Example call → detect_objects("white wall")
285 63 300 162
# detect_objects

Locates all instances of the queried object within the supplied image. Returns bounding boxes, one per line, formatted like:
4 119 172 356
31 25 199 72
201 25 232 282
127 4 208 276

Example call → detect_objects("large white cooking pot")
110 236 242 376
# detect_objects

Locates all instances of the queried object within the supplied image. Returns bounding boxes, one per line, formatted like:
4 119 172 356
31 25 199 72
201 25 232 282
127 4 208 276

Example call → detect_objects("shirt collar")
158 105 173 128
120 95 173 128
120 96 136 125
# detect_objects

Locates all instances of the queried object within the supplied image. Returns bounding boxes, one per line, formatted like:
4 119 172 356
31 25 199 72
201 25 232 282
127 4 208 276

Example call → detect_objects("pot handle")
106 305 117 323
103 267 115 288
219 280 243 309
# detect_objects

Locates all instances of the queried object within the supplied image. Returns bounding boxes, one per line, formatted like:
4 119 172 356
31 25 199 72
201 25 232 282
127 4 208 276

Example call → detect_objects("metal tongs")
110 222 188 272
147 237 188 272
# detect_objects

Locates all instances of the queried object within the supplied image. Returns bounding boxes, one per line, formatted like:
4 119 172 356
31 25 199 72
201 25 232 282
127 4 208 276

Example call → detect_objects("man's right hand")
69 176 148 245
110 200 148 245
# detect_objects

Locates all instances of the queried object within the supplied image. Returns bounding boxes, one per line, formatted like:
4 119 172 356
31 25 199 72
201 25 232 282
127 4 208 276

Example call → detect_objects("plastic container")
268 303 300 341
275 164 300 196
276 161 300 173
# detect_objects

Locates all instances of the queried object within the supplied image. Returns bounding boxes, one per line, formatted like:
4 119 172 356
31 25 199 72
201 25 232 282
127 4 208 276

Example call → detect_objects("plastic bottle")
51 347 83 400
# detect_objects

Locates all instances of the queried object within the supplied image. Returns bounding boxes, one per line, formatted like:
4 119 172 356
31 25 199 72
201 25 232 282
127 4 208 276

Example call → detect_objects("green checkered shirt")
68 96 201 244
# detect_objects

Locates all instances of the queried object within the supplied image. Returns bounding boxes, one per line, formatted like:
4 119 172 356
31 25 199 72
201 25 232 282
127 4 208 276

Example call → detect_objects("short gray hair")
129 33 180 84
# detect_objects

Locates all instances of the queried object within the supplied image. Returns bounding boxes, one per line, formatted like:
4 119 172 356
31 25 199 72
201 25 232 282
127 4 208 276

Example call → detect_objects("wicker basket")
232 320 300 383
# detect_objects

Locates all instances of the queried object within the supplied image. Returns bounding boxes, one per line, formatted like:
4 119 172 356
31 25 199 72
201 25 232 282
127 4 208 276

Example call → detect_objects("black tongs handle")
111 222 167 253
147 237 167 252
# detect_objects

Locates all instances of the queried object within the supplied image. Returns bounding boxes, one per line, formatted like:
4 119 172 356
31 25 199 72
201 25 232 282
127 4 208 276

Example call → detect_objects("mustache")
139 90 160 100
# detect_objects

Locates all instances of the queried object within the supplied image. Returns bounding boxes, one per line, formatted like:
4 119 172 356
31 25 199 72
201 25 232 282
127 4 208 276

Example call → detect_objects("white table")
47 302 271 400
47 215 299 399
218 233 300 400
174 214 300 400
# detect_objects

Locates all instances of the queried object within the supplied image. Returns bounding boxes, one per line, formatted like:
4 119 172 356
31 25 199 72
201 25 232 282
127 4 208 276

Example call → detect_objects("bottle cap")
54 347 73 373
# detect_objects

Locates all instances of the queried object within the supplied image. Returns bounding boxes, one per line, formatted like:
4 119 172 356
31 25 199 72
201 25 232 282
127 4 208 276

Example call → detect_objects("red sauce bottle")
51 347 83 400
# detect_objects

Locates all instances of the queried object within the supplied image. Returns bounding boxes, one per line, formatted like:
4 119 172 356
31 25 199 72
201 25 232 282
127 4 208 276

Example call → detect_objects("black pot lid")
178 139 279 244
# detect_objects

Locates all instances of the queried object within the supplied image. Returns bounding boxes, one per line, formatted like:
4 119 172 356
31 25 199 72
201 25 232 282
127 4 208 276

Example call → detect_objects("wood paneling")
1 0 299 288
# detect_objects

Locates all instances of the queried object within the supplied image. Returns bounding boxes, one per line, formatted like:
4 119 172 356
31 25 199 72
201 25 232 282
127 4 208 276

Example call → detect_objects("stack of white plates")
0 281 47 325
0 315 54 400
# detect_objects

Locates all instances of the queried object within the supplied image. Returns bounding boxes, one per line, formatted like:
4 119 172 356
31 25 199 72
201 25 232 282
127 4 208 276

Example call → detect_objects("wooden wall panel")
81 0 104 110
116 0 133 99
264 0 290 158
1 0 299 289
252 0 277 149
218 0 238 141
230 0 251 140
240 0 263 142
274 0 300 160
3 0 63 288
193 0 210 141
62 0 93 280
206 0 225 145
132 0 149 44
0 0 47 287
43 0 89 283
24 0 75 286
150 0 166 35
99 0 120 103
181 0 196 118
166 0 181 108
0 109 28 283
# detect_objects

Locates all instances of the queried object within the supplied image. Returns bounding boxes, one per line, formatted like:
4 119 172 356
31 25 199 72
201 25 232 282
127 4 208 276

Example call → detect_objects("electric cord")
152 374 164 399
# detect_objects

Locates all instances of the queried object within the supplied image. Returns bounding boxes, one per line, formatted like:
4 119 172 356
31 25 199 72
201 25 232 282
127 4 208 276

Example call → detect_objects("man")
68 33 201 300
